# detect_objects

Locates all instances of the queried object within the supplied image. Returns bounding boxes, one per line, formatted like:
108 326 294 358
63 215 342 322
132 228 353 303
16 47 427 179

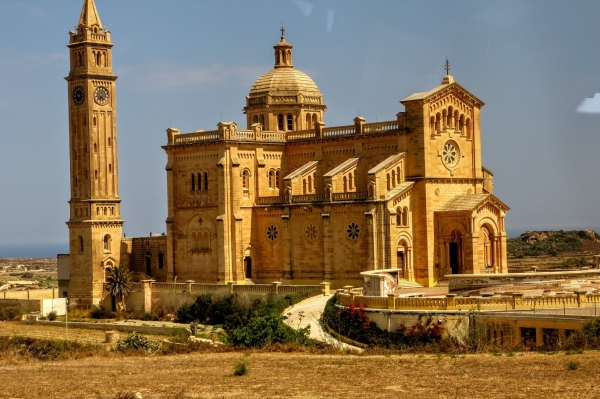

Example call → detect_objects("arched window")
103 234 112 252
302 178 307 194
396 208 402 226
430 116 435 134
386 174 390 191
306 113 311 129
78 236 84 253
278 114 284 131
268 169 275 189
459 114 465 133
435 113 441 132
94 143 97 153
198 173 202 191
242 169 250 198
108 164 112 173
96 52 101 66
441 110 447 128
191 174 195 191
158 253 164 269
108 137 112 146
349 173 353 190
397 167 401 183
253 115 258 124
343 176 348 192
391 170 396 187
94 170 98 179
454 110 460 130
465 118 472 139
308 175 312 193
402 206 409 226
447 106 454 126
275 170 280 189
204 172 208 190
312 113 318 125
287 114 293 131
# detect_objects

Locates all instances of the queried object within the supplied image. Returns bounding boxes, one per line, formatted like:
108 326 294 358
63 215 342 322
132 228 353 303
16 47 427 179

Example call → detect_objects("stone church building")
60 0 509 303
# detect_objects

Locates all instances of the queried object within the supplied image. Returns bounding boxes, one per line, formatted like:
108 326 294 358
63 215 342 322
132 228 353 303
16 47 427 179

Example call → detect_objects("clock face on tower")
94 86 110 106
72 86 85 106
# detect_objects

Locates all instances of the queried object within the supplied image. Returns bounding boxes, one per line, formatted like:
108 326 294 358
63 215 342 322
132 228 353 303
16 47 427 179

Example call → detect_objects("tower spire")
78 0 103 30
273 27 293 68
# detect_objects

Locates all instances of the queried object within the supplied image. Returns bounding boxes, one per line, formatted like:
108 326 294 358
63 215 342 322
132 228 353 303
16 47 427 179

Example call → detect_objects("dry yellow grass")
0 322 599 398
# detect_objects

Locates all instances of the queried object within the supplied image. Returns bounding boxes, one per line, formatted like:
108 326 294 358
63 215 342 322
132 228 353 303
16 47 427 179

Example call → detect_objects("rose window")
266 225 279 241
443 142 457 165
347 222 360 241
305 224 318 242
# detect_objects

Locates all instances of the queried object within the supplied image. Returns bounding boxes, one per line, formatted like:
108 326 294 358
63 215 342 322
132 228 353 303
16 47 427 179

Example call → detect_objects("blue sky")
1 0 600 256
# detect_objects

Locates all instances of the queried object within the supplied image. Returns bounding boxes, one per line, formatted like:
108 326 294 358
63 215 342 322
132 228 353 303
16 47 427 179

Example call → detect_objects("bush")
47 311 57 321
233 356 250 376
90 306 115 319
21 272 34 279
226 314 311 348
176 293 213 324
0 308 22 321
208 294 249 331
112 332 161 354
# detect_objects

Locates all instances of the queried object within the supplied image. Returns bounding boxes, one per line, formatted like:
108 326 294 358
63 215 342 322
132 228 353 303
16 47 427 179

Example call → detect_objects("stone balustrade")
257 196 286 205
332 191 369 201
292 194 326 203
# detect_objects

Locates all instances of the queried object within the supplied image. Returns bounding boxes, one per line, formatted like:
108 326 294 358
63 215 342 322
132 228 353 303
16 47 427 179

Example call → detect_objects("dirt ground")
0 323 598 399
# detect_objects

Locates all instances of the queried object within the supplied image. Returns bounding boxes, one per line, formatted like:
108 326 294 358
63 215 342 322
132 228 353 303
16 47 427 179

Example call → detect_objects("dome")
249 68 322 97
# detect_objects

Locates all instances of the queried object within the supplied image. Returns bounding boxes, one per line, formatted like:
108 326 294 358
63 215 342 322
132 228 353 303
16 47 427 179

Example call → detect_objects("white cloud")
577 93 600 114
120 61 267 90
293 0 314 17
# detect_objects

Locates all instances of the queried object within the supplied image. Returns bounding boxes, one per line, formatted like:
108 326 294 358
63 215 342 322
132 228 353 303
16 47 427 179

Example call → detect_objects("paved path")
283 294 363 352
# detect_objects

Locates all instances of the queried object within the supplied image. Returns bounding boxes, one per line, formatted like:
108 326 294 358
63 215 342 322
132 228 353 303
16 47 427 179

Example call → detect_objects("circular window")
304 221 319 244
266 224 279 242
442 141 460 168
346 222 361 241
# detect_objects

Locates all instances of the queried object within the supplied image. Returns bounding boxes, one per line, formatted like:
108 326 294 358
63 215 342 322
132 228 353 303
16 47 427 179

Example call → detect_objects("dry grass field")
0 320 598 399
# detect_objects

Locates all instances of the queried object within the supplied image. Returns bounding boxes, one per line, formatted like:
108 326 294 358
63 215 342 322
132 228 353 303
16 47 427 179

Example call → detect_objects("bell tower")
65 0 123 305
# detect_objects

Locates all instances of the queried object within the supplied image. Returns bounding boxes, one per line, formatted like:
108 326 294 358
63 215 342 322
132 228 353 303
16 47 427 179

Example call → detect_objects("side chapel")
60 0 509 303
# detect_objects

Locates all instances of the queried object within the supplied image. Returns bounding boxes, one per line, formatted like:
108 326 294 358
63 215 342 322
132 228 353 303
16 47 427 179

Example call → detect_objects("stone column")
271 281 282 295
141 279 155 313
322 211 333 280
387 293 396 310
185 280 195 293
320 282 331 296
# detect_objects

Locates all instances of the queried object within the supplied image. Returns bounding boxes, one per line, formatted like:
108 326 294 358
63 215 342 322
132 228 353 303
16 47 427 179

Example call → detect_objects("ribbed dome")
249 68 321 97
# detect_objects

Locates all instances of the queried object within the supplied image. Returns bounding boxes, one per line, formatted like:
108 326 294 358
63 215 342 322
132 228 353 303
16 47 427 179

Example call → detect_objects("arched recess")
395 232 414 281
478 218 500 273
101 257 117 283
440 221 468 275
243 245 257 280
186 213 216 254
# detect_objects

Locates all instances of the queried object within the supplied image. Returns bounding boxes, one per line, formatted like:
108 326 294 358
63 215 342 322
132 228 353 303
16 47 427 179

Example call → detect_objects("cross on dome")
445 58 451 75
280 26 285 40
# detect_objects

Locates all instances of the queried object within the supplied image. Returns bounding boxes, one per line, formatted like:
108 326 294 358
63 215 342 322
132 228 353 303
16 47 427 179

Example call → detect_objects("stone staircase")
397 279 424 289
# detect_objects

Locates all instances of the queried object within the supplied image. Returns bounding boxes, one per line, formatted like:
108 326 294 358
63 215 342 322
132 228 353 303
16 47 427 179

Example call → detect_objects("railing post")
315 121 325 138
271 281 282 295
575 290 586 307
445 294 456 310
320 282 331 296
185 280 195 293
141 279 155 313
387 293 396 310
354 116 366 134
512 293 523 310
227 281 235 294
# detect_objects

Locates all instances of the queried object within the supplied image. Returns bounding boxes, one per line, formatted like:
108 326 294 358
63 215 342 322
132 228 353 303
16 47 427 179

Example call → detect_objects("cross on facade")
445 58 451 75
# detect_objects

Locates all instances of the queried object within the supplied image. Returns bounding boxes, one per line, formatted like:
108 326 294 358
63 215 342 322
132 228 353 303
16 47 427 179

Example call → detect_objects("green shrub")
21 272 34 279
167 328 191 343
47 311 57 321
176 293 213 324
0 308 22 321
226 314 311 348
233 356 250 376
566 360 580 370
112 332 161 353
90 306 115 319
208 294 249 331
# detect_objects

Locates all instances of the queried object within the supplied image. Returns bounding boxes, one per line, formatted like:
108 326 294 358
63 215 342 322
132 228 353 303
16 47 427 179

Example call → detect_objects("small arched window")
242 169 250 189
253 115 258 124
108 164 112 173
145 253 152 276
260 114 265 127
204 172 208 190
312 113 318 125
402 206 409 226
391 170 396 187
278 115 284 131
275 170 280 189
302 179 307 194
287 114 293 131
93 117 97 127
396 208 402 226
306 113 311 129
191 174 195 191
343 176 348 192
198 173 202 191
94 143 97 153
96 52 101 66
268 169 275 189
386 174 390 191
158 253 164 269
103 234 112 252
78 236 84 253
308 175 312 193
466 118 472 139
94 170 98 180
108 137 112 146
349 173 353 190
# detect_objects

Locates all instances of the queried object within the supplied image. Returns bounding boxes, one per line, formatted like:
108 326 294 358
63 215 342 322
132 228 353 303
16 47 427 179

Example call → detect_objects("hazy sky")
1 0 600 255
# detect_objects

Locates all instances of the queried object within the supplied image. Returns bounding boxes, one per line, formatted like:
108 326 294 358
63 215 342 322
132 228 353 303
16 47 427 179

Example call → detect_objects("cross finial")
280 25 285 40
445 58 451 75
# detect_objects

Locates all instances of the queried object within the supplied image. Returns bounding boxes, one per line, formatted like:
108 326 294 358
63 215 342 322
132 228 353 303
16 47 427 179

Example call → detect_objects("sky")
1 0 600 257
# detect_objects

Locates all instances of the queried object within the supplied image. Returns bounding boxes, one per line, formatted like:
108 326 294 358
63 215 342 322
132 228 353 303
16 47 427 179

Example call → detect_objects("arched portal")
396 233 413 282
448 229 462 275
243 246 254 279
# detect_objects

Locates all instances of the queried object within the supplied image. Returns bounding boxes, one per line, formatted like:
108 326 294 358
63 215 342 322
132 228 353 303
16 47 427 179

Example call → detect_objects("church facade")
61 0 509 303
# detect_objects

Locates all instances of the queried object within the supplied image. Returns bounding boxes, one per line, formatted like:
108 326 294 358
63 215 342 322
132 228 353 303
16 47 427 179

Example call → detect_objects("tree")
105 265 132 313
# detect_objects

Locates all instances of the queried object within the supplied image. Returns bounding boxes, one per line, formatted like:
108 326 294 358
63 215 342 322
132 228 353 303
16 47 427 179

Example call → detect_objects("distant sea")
0 243 69 258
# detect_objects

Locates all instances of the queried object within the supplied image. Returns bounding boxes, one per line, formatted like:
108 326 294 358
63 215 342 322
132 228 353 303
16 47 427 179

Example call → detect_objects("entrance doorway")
244 256 252 279
396 251 404 275
449 242 459 274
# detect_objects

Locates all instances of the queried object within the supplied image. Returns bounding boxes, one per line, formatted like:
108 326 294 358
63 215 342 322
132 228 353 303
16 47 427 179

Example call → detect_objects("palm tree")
105 265 132 313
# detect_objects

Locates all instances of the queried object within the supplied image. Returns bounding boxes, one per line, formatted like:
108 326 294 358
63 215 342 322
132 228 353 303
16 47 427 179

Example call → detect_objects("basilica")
59 0 509 303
